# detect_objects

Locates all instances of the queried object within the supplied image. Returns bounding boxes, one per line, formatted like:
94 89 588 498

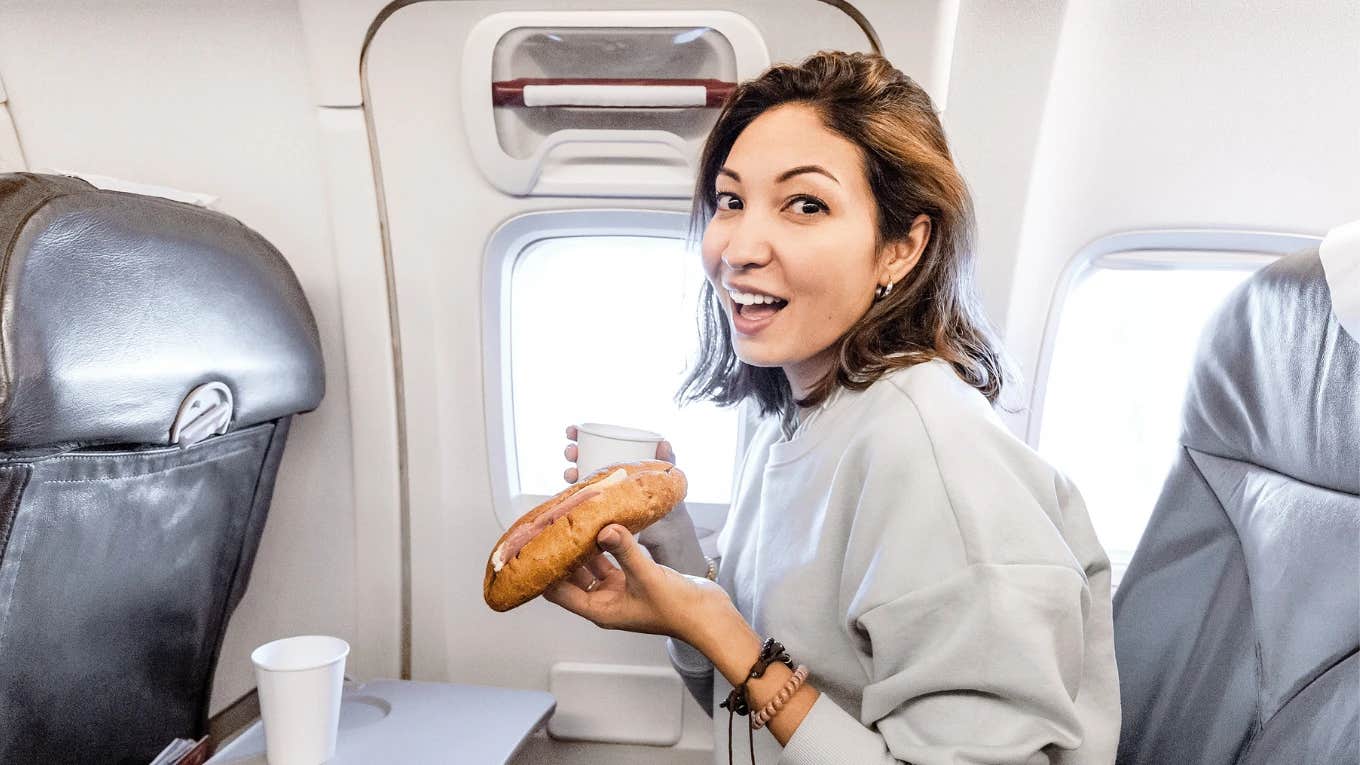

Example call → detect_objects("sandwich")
483 460 688 612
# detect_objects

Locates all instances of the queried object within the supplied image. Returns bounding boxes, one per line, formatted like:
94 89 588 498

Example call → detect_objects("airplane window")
510 235 738 504
1037 264 1266 589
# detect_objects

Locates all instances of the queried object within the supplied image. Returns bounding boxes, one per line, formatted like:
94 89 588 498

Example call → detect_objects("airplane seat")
1111 246 1359 764
0 173 324 764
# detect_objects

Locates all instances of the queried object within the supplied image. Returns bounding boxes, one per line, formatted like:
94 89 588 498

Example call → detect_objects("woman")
546 51 1120 764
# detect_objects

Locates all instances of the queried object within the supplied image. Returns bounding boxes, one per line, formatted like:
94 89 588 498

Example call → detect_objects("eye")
786 196 829 216
715 191 743 211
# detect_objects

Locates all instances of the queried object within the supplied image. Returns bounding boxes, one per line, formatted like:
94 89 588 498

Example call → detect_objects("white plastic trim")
41 169 218 208
482 208 736 535
1025 228 1323 447
1320 219 1360 343
0 106 26 173
547 661 682 745
521 84 709 108
315 105 405 681
298 0 389 106
929 0 961 113
0 65 23 171
460 10 770 198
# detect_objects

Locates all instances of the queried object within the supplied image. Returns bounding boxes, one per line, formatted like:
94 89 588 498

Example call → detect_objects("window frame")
1027 228 1323 449
482 208 736 538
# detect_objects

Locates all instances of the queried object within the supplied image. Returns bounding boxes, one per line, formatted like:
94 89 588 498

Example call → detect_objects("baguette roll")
483 460 687 612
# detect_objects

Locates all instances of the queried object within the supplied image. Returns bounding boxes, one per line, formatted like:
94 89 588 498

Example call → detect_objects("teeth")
728 290 784 305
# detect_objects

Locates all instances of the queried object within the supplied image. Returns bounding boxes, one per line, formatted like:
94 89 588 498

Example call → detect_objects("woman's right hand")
563 425 710 579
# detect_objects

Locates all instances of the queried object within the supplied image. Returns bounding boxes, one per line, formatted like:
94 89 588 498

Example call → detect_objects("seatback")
0 173 324 764
1111 248 1359 763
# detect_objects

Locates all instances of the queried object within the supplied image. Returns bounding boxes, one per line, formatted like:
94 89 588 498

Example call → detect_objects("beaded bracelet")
750 664 809 730
703 556 718 581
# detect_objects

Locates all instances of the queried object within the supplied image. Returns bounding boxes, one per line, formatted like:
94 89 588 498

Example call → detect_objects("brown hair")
678 50 1008 426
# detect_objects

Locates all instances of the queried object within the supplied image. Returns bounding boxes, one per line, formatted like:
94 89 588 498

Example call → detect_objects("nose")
721 217 774 271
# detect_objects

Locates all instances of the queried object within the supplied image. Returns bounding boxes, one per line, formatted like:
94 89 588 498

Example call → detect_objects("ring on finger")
584 578 601 592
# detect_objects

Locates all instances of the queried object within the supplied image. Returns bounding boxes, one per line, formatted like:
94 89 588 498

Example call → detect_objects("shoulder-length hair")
678 50 1008 424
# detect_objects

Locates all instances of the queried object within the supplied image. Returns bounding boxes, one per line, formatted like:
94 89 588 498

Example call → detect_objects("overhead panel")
462 11 769 197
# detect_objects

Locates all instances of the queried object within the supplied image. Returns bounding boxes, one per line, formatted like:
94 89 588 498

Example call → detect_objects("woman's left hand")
544 523 728 643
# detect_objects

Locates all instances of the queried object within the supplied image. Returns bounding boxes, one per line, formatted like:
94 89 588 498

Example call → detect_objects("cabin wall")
943 0 1067 339
0 0 365 715
997 0 1360 428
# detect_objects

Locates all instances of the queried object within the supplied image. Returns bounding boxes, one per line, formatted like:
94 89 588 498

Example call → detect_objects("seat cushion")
1113 248 1359 764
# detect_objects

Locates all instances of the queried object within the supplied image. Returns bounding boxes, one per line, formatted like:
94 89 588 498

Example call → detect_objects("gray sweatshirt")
666 359 1120 764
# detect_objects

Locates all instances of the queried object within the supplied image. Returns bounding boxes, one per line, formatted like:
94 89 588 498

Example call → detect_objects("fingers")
585 553 618 581
543 580 589 614
564 427 579 484
544 562 604 620
568 566 596 591
656 440 675 463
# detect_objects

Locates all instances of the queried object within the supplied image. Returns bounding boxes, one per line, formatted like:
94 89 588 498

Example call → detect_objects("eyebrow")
717 165 841 185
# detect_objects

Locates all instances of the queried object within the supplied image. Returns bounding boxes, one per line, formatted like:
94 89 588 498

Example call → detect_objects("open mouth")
728 290 789 321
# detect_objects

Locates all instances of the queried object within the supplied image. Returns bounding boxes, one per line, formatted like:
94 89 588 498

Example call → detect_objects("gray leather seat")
0 173 324 764
1112 248 1359 763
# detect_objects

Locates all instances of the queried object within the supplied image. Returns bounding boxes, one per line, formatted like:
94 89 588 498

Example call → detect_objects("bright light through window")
510 235 738 504
1037 263 1267 587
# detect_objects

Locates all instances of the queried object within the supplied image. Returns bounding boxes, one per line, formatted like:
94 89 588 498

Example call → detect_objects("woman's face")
700 103 887 391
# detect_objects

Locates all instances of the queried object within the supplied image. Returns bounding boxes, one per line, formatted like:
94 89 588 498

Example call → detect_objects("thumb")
598 524 639 565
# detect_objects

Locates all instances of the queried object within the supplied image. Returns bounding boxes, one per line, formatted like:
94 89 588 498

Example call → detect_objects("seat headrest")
1182 248 1358 494
0 173 324 449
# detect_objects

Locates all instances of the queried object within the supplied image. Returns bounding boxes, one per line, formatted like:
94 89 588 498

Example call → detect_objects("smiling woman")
539 50 1122 765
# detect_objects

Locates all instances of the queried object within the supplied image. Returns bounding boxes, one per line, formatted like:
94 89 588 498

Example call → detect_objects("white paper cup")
576 422 665 478
251 635 349 765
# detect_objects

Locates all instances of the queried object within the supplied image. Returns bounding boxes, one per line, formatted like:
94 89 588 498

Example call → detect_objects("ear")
879 214 931 286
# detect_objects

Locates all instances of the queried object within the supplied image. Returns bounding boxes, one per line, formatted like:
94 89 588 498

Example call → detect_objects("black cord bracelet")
720 637 797 765
720 637 795 716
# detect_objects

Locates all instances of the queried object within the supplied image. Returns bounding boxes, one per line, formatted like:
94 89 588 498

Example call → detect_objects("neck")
784 348 836 401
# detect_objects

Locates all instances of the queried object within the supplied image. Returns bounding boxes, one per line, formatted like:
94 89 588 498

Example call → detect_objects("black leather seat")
0 173 324 764
1112 248 1358 763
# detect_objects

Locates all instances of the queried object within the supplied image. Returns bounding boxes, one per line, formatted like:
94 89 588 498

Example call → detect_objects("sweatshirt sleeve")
666 636 714 717
778 563 1090 765
778 384 1100 764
